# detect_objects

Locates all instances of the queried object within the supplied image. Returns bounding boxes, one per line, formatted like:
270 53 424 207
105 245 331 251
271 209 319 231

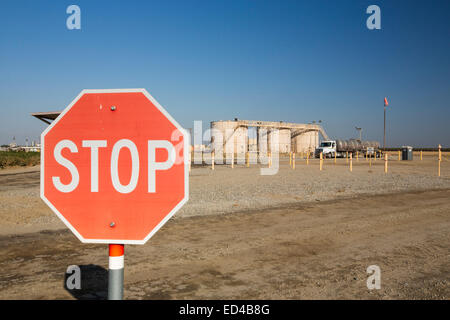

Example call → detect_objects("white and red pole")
108 244 124 300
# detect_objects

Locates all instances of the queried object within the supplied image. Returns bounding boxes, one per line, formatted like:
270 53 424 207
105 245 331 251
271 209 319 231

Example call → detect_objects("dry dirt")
0 153 449 299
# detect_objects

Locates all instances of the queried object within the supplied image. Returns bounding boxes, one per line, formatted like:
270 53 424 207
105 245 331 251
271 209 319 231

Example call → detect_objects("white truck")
315 139 380 158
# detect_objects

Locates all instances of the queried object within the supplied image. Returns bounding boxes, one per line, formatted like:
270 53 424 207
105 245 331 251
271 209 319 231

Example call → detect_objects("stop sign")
41 89 189 244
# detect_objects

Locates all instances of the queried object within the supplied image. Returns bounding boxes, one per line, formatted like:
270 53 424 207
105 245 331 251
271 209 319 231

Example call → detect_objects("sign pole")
108 244 124 300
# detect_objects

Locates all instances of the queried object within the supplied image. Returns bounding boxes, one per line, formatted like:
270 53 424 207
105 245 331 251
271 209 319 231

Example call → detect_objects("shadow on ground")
64 264 108 300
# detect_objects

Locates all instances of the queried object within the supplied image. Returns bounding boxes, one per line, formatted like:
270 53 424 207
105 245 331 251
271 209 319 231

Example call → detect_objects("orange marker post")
349 153 353 172
384 153 388 173
320 152 323 171
420 150 423 161
293 152 296 170
306 151 309 165
438 145 442 177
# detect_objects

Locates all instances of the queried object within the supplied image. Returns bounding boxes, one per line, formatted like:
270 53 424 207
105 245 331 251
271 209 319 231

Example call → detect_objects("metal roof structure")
211 119 329 141
31 111 62 125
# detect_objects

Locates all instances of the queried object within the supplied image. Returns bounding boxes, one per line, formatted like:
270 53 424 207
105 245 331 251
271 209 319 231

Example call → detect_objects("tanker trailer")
315 139 381 158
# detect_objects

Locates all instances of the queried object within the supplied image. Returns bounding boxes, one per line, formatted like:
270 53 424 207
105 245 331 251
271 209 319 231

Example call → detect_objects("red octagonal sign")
41 89 189 244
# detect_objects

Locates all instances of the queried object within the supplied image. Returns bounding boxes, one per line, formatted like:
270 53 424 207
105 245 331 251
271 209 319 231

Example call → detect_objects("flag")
384 97 389 106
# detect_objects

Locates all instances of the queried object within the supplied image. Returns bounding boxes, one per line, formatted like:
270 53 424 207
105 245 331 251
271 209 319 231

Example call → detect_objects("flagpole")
383 105 386 151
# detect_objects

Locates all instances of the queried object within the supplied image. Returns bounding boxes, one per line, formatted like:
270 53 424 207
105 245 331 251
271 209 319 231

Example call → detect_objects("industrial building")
31 112 329 158
210 119 328 155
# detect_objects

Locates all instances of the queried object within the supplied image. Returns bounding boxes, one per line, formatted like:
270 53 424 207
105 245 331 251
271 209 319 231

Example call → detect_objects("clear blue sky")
1 0 449 147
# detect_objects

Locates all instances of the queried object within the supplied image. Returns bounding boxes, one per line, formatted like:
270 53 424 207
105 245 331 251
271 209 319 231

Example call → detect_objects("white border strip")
109 256 124 270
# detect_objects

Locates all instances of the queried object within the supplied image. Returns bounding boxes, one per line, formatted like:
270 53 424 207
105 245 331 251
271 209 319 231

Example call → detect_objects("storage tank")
293 132 307 153
211 121 233 153
210 120 248 155
278 129 291 153
314 131 319 150
234 126 248 155
309 131 319 152
267 130 280 153
248 138 257 152
293 131 315 153
258 127 269 154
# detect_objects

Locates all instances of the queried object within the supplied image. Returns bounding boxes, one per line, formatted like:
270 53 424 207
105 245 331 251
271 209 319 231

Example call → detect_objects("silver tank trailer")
347 139 357 152
336 139 379 153
336 139 348 152
352 139 362 151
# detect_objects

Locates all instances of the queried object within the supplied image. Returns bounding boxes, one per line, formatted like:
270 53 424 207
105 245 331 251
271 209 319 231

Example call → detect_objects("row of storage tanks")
210 121 319 154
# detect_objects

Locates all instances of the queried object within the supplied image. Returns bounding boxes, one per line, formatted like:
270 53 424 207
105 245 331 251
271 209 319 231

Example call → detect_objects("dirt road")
1 188 448 299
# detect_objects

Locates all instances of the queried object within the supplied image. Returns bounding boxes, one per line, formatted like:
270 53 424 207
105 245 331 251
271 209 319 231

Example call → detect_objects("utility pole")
355 127 362 141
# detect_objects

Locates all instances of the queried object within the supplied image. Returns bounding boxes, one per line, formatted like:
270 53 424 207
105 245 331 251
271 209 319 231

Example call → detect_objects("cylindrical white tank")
307 131 314 153
293 132 310 153
279 129 291 153
234 126 248 155
258 127 269 154
211 121 239 154
314 131 319 150
268 130 275 152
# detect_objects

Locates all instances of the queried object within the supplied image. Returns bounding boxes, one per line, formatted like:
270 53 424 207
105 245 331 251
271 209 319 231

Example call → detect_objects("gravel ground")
0 154 449 234
179 155 450 218
1 188 449 299
0 155 449 300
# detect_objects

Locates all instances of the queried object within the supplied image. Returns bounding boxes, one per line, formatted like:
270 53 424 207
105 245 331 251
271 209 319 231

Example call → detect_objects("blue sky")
1 0 449 147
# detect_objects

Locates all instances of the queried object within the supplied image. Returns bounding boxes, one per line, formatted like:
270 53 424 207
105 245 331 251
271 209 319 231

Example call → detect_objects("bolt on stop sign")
41 89 189 244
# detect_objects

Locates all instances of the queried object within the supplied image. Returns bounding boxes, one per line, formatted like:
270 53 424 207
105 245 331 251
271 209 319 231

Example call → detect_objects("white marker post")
108 244 124 300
